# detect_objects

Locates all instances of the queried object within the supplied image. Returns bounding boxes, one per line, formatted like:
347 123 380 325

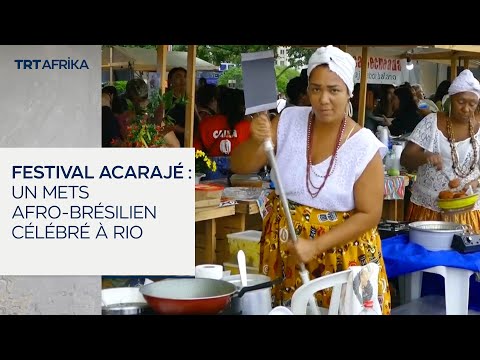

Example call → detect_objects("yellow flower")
212 161 217 172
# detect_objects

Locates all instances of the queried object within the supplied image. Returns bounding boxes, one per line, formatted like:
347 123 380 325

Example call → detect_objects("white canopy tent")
102 46 218 76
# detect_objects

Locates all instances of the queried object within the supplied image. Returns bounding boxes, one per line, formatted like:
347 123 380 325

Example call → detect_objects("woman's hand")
382 116 393 126
425 151 443 170
288 237 319 263
250 113 271 144
463 179 479 192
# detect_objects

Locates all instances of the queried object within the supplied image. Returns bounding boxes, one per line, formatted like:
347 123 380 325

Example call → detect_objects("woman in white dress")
231 46 391 314
401 69 480 226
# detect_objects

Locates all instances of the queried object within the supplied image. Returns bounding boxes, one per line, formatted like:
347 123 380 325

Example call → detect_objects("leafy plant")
112 89 188 148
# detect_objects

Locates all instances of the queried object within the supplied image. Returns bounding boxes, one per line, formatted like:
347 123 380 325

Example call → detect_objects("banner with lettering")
353 56 405 85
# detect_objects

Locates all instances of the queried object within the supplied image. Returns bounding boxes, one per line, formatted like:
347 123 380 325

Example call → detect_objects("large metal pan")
140 277 280 315
140 278 237 315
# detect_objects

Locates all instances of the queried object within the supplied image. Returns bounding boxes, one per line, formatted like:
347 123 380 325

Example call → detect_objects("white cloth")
408 113 480 211
307 45 356 97
273 106 387 211
447 69 480 100
340 263 382 315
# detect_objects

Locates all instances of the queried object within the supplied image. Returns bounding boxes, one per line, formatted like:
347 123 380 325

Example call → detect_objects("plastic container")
223 262 259 275
195 184 224 202
222 187 263 201
386 152 400 176
230 173 263 188
226 230 262 268
376 126 389 148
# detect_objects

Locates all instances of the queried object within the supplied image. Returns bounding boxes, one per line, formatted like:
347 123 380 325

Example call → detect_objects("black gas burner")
378 220 410 239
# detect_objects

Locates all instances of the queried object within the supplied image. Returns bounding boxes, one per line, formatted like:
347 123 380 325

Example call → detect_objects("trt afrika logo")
14 58 89 70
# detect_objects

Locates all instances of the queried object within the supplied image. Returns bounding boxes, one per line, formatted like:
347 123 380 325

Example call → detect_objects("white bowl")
268 306 294 315
101 287 146 306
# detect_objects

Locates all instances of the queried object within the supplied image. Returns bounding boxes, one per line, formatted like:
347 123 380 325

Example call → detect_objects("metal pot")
102 302 154 315
140 278 237 315
101 287 152 315
223 274 281 315
408 221 467 251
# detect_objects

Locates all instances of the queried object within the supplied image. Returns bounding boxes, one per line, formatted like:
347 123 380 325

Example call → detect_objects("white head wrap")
447 69 480 100
307 45 356 97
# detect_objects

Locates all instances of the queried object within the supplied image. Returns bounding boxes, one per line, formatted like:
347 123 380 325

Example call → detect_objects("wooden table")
195 198 263 266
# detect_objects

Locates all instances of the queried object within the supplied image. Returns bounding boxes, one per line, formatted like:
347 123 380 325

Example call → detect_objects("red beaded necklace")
306 111 347 198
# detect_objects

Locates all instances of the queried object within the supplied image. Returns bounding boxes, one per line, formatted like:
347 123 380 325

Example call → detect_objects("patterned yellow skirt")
407 202 480 232
260 195 391 315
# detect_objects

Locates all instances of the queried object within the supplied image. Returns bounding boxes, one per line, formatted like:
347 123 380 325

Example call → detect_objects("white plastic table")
402 266 474 315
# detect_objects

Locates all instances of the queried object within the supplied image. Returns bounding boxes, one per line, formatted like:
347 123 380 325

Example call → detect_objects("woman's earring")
346 101 353 117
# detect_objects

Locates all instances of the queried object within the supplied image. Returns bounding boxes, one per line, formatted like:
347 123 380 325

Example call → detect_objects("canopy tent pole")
109 47 113 84
450 57 457 81
357 46 369 127
156 45 168 95
185 45 197 148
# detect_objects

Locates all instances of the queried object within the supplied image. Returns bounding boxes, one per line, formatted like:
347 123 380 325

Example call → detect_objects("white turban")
448 69 480 100
307 45 356 97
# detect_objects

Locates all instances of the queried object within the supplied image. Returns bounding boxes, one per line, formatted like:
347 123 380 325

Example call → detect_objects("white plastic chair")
291 269 352 315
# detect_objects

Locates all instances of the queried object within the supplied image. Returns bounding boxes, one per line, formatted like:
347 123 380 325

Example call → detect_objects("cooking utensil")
263 139 320 315
224 274 281 315
102 302 153 315
408 221 467 251
101 286 152 315
237 250 248 287
140 278 236 315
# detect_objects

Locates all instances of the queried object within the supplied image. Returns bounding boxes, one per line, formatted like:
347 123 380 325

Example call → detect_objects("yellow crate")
226 230 262 268
223 262 259 275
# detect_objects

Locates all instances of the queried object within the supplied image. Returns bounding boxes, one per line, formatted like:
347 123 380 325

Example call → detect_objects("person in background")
412 84 439 113
102 86 120 147
196 84 218 120
194 88 250 157
115 78 151 140
116 78 180 147
401 69 480 229
285 76 310 108
167 67 200 147
430 80 451 112
373 84 396 118
230 46 391 313
198 77 207 88
194 88 251 180
387 86 424 136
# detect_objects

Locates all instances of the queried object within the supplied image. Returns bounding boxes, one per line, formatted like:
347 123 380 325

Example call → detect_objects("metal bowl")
408 221 464 232
102 302 153 315
408 221 464 251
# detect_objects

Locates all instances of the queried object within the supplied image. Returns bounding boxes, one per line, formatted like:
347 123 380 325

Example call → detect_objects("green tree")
275 66 300 94
217 67 244 88
217 66 299 95
105 45 312 68
287 47 316 67
172 45 277 65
